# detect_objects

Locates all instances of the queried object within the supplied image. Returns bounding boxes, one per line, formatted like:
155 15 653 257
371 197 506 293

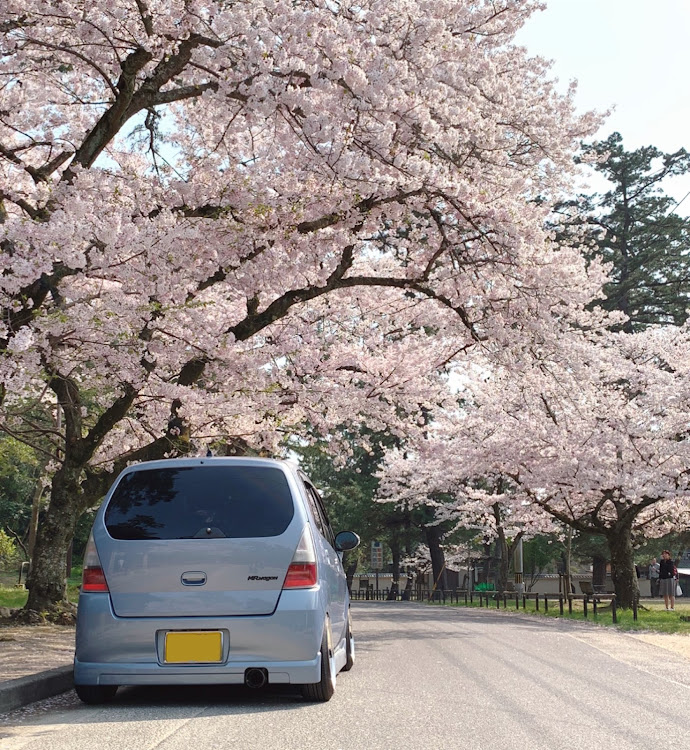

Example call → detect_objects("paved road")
2 602 690 750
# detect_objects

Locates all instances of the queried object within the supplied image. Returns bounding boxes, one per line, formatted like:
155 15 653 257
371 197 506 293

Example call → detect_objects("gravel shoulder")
630 632 690 660
0 624 75 681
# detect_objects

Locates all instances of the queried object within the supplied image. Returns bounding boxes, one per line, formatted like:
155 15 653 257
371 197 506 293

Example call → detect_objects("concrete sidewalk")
0 622 74 714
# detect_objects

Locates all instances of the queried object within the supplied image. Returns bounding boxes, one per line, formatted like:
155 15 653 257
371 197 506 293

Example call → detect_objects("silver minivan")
74 457 359 703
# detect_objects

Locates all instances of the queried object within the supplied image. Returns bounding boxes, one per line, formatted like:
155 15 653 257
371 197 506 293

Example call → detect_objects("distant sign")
371 541 383 570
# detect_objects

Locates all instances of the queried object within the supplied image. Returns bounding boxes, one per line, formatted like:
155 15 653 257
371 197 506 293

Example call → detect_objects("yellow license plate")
164 631 223 663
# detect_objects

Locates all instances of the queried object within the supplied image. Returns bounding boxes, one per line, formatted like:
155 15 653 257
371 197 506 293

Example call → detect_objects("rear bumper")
73 658 320 686
74 589 325 686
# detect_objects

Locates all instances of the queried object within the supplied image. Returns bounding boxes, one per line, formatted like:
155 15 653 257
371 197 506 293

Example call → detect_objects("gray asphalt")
2 602 690 750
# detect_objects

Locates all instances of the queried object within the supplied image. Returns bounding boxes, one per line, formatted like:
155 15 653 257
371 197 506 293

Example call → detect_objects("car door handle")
181 571 207 586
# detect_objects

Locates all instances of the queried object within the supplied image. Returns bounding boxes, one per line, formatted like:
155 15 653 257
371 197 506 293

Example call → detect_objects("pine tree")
578 132 690 331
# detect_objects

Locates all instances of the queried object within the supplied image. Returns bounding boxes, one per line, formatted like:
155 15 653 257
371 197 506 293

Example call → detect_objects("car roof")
120 456 297 475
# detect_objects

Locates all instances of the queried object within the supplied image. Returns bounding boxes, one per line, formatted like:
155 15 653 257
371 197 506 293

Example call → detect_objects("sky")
514 0 690 208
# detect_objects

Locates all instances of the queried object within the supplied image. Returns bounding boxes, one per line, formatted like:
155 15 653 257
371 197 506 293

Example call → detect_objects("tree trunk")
425 524 446 591
402 570 413 600
480 542 491 585
495 537 510 593
25 465 82 614
564 526 573 596
387 544 401 600
592 554 607 589
27 481 44 566
605 524 639 609
492 504 522 593
344 555 358 596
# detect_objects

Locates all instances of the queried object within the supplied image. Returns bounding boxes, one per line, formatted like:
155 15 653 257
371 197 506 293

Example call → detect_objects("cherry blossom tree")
401 325 690 609
377 441 560 593
0 1 601 615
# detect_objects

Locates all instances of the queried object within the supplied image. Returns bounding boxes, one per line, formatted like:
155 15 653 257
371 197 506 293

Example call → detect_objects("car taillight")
82 566 109 592
81 531 109 593
283 562 318 588
283 527 318 589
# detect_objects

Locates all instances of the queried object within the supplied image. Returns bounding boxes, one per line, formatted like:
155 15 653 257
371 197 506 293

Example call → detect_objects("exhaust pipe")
244 668 268 689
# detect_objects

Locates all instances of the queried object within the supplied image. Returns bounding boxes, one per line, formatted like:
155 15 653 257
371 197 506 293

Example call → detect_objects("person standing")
648 557 660 598
658 550 675 610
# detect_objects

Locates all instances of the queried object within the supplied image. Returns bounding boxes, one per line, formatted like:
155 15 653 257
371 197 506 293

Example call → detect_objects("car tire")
74 684 118 705
341 610 354 672
301 628 336 702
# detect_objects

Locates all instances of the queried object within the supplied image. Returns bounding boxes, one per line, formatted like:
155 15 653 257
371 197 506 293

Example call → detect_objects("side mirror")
334 531 360 552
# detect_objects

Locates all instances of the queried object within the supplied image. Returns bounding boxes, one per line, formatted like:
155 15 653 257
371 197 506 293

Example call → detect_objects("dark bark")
25 465 81 612
425 524 447 591
402 571 413 600
24 374 193 614
529 489 657 609
495 538 510 593
387 544 401 600
493 503 511 592
344 556 358 596
492 503 524 592
605 523 639 609
592 555 607 588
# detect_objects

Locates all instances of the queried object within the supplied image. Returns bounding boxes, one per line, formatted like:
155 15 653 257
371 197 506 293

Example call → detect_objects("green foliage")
0 437 40 539
287 426 424 569
0 568 82 609
634 531 689 565
562 132 690 331
570 532 608 563
72 509 97 562
523 535 560 576
0 529 18 567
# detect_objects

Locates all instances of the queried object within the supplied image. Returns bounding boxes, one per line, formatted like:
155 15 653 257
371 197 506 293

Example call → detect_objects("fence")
350 587 630 623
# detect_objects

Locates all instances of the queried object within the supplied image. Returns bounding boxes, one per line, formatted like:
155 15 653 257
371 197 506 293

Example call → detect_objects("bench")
579 581 614 601
579 581 606 599
578 581 594 598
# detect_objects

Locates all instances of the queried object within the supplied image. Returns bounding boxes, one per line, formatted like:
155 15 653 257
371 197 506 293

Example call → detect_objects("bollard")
464 591 468 605
612 596 617 624
496 593 500 609
593 597 598 617
470 590 474 604
583 598 588 618
632 598 638 622
559 595 564 616
515 594 520 610
522 594 526 610
503 593 507 609
544 595 548 612
568 596 573 615
535 594 539 611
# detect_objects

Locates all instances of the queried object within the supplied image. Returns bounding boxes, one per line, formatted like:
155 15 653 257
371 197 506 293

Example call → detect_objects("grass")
437 594 690 635
0 567 82 610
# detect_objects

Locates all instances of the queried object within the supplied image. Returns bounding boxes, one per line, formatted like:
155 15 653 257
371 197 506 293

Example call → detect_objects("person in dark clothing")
658 550 676 611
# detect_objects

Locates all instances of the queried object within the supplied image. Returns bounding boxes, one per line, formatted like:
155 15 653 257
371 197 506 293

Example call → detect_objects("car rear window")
104 466 294 540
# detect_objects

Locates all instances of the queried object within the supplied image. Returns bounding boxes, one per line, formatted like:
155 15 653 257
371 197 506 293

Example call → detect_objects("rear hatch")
93 462 300 617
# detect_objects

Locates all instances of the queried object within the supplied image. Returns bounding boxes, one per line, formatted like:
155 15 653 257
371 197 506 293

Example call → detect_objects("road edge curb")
0 666 73 714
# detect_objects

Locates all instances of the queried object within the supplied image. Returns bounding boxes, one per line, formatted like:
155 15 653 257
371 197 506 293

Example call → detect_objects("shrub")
0 529 19 569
